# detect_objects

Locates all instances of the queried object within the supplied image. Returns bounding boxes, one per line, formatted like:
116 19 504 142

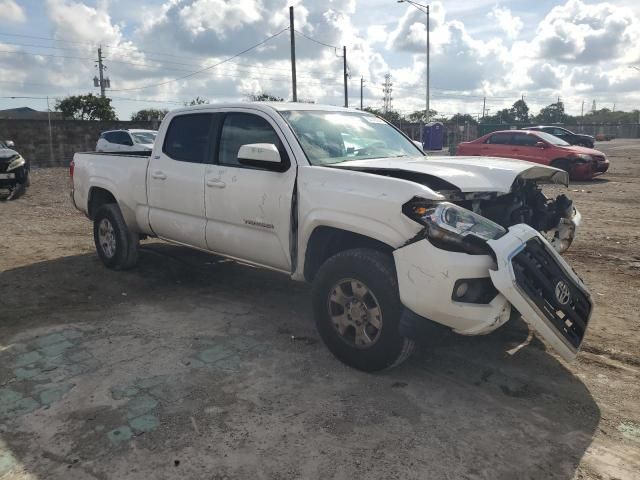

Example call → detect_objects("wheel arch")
303 226 395 282
88 186 118 220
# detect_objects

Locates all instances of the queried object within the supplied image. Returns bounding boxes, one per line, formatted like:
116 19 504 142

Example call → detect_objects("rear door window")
162 113 221 163
113 132 133 145
486 133 512 144
510 134 538 146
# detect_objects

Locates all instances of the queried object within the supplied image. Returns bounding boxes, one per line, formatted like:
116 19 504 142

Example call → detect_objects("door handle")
151 171 167 180
206 179 226 188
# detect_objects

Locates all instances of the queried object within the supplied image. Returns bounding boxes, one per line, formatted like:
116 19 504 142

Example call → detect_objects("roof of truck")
170 102 358 115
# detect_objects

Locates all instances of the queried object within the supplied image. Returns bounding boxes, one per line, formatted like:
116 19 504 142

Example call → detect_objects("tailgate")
487 224 593 361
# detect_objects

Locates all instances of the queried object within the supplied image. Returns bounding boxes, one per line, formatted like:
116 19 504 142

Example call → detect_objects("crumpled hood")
0 147 19 159
331 155 568 193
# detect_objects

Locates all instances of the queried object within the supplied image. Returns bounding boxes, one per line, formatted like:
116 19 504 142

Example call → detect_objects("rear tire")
93 204 139 270
312 248 415 372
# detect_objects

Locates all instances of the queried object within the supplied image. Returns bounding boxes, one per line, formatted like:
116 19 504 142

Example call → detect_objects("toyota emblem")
555 280 571 306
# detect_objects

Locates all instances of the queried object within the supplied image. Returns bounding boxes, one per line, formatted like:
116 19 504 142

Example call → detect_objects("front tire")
312 248 415 372
93 204 139 270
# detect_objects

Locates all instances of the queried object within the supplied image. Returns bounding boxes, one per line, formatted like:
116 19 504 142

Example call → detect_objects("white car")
96 129 157 152
71 103 591 371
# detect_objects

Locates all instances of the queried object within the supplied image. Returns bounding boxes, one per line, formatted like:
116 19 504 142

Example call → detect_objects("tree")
406 109 438 123
481 108 515 124
130 108 168 121
246 92 284 102
534 101 568 123
363 107 403 125
185 96 209 106
55 94 117 120
511 99 530 123
449 113 478 125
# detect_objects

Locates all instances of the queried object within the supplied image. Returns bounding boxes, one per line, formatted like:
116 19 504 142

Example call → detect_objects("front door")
204 111 297 271
147 112 220 249
509 133 546 165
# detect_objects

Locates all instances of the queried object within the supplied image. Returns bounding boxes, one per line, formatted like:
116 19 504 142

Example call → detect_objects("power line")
109 28 290 92
293 29 340 50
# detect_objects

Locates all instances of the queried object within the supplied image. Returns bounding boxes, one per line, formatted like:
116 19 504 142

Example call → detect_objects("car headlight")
422 202 506 241
7 155 26 171
403 201 507 254
571 153 592 163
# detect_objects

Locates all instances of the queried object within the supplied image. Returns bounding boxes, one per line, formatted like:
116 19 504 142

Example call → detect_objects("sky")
0 0 639 120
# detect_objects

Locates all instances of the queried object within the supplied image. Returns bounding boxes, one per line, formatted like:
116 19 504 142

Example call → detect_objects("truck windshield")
280 110 422 165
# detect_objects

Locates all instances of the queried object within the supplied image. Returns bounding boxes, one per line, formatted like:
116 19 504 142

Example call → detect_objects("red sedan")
456 130 609 180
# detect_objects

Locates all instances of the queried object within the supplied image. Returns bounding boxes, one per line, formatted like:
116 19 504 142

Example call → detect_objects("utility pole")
289 6 297 102
426 4 430 122
581 100 584 118
382 73 393 113
360 76 364 110
94 46 110 98
97 46 105 98
343 46 348 108
46 96 54 164
482 96 486 120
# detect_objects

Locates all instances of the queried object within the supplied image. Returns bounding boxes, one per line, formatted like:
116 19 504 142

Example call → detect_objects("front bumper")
394 224 592 360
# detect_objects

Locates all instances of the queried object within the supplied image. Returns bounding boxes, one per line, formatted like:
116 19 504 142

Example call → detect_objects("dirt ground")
1 140 639 480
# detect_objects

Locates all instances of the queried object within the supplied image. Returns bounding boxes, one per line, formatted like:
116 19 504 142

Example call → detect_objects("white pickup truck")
71 103 592 371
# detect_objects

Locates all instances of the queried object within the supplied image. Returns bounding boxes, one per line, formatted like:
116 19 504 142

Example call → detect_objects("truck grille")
0 158 11 173
512 238 592 349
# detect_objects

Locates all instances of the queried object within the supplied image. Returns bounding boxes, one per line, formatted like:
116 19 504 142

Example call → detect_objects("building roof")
0 107 62 120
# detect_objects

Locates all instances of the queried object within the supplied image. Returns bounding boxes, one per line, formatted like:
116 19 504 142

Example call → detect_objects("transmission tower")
591 100 596 113
382 73 393 113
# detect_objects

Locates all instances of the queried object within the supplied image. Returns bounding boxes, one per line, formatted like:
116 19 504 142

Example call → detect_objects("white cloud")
534 0 638 64
0 0 26 23
488 6 523 40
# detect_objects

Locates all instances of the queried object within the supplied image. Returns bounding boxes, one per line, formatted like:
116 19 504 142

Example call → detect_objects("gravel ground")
0 140 639 479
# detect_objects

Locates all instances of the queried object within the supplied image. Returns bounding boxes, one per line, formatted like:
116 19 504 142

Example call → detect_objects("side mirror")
5 140 15 148
412 140 425 152
535 141 547 148
238 143 281 167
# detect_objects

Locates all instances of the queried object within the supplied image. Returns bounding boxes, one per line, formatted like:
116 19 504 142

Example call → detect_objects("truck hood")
331 155 568 194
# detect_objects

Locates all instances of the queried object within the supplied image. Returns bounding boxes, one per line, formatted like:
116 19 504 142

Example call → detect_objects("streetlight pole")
397 0 430 122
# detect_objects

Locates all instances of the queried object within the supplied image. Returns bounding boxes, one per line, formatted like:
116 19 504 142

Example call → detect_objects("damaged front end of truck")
390 169 592 361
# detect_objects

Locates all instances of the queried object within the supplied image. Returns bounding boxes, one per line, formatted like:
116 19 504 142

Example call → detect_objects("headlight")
404 201 506 243
423 203 506 241
571 153 592 163
7 155 26 171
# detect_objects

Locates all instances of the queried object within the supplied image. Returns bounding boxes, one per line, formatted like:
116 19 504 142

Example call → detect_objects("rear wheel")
93 204 139 270
312 248 415 372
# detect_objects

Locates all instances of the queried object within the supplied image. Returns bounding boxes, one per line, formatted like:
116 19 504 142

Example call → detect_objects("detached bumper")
394 225 593 361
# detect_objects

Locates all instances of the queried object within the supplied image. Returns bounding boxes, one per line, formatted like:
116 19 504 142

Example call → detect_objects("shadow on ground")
0 245 600 479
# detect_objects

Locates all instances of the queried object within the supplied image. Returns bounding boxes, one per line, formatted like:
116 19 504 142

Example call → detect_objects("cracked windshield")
281 111 422 165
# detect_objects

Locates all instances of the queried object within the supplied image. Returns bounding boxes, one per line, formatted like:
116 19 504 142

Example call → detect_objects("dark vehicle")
527 126 595 148
0 140 30 199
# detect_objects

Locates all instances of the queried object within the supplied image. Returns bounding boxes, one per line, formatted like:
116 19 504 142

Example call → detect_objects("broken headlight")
7 155 26 171
404 201 507 253
421 203 506 241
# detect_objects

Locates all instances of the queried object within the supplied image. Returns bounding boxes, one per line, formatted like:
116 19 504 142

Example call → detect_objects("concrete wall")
0 119 159 167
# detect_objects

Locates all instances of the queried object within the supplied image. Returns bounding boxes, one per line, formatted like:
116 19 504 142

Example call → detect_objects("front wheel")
93 204 139 270
312 248 415 372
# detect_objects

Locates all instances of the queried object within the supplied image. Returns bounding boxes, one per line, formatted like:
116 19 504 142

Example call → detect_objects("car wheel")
93 204 139 270
312 248 415 372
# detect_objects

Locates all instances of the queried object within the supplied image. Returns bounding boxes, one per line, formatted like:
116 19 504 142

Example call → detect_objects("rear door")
147 112 220 249
204 110 296 271
481 132 513 158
